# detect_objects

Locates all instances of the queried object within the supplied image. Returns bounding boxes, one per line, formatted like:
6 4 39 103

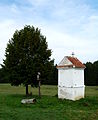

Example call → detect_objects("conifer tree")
3 25 53 95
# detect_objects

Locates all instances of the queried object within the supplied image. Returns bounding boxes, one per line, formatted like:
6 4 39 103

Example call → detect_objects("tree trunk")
26 84 28 95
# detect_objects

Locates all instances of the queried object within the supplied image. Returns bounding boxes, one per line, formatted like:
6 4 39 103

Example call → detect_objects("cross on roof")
71 52 75 57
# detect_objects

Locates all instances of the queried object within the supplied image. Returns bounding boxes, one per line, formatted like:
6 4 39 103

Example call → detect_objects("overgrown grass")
0 84 98 120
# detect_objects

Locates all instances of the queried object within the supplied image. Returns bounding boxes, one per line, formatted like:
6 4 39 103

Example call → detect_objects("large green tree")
3 25 54 95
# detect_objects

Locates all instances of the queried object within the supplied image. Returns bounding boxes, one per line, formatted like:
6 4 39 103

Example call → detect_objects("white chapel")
57 55 86 101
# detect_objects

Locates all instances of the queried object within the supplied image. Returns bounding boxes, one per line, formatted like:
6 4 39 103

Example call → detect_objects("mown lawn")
0 84 98 120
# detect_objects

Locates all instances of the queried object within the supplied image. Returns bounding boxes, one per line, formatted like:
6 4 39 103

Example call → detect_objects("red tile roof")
67 56 85 68
57 56 85 68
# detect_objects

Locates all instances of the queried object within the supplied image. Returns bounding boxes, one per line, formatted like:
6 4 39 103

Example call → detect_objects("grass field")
0 84 98 120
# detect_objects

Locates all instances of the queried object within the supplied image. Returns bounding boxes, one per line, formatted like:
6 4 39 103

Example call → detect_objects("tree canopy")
2 25 55 95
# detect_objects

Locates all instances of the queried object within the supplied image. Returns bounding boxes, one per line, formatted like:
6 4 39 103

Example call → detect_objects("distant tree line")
0 67 9 83
84 61 98 86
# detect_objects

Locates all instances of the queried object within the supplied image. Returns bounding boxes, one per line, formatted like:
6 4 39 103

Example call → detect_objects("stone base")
58 86 85 101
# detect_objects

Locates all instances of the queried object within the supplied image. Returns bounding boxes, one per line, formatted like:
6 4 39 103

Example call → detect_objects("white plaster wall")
73 68 84 87
58 68 74 87
58 86 85 100
58 68 85 87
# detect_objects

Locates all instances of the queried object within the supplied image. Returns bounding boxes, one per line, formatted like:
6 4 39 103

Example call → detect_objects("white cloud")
0 19 24 65
83 15 98 34
10 4 20 14
0 20 14 64
39 25 98 63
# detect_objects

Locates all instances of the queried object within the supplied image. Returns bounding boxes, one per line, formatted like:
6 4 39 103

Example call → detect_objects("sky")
0 0 98 66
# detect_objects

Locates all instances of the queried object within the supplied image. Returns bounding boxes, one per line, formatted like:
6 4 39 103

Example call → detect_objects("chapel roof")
57 56 86 68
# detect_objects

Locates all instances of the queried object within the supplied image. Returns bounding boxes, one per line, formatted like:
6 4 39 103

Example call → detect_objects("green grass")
0 84 98 120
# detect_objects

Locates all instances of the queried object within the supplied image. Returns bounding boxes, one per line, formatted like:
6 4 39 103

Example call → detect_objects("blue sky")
0 0 98 65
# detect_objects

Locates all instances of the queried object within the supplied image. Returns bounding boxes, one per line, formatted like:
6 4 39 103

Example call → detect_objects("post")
26 84 28 95
37 72 41 98
38 80 41 97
